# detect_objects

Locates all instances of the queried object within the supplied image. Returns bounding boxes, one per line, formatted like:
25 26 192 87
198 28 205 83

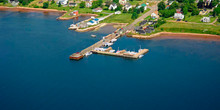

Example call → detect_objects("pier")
92 49 149 59
69 33 122 60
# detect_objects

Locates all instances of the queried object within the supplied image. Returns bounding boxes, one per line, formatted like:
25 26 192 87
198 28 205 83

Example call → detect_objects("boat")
91 34 96 37
104 42 113 47
139 55 144 58
69 52 83 60
110 39 117 43
69 24 78 30
85 52 92 56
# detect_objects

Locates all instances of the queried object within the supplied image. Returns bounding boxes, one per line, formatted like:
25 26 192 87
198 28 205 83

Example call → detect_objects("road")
126 5 158 30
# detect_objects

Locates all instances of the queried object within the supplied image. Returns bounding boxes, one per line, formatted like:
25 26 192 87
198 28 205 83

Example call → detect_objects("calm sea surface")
0 11 220 110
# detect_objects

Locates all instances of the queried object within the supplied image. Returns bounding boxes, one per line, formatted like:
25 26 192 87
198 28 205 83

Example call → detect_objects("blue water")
1 11 220 110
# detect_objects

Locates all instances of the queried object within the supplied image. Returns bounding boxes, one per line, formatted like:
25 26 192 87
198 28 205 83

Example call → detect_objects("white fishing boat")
139 55 144 58
69 24 78 30
110 39 117 43
109 50 115 53
104 42 113 47
91 34 96 37
85 52 92 56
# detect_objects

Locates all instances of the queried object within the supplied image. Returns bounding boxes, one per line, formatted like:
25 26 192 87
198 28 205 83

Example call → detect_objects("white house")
151 11 159 19
201 17 210 22
92 7 103 12
124 3 132 11
119 0 127 5
86 1 92 7
57 0 68 5
174 13 184 19
109 3 117 10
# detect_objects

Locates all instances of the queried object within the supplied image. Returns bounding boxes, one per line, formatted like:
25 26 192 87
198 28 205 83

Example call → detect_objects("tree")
113 0 119 3
115 3 122 11
3 0 8 4
140 6 144 13
191 8 199 15
197 0 205 8
183 6 188 15
218 15 220 22
176 0 184 2
209 0 218 9
159 9 176 18
188 3 197 12
43 2 49 8
189 0 195 3
123 8 127 13
169 1 179 9
51 0 55 4
79 1 85 8
58 2 61 7
158 1 165 11
213 5 220 16
131 12 138 20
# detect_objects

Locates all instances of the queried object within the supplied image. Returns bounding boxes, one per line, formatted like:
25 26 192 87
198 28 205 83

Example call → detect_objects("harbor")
69 29 149 60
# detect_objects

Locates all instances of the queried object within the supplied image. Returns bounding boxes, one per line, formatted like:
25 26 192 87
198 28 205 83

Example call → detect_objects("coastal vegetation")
157 22 220 35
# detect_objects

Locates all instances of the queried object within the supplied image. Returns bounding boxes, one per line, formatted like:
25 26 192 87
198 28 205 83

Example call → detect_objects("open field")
157 22 220 35
102 8 150 24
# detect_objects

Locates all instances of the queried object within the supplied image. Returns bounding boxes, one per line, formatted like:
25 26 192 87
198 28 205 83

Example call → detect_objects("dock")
69 33 122 60
91 49 149 59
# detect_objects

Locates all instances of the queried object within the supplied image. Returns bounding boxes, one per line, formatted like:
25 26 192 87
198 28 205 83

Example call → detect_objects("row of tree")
0 0 8 4
158 0 201 18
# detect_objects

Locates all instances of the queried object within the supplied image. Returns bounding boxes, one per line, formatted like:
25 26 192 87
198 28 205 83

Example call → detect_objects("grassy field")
157 22 220 35
102 8 150 24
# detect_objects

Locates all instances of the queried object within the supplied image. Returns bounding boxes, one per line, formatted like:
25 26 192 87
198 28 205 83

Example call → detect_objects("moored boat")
69 52 84 60
91 34 96 37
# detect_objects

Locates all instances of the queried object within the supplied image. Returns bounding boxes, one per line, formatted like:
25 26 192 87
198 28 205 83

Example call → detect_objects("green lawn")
157 22 220 35
102 13 133 23
184 12 216 23
102 8 150 24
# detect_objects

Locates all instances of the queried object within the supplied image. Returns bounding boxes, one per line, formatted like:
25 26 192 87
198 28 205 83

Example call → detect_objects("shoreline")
128 32 220 41
0 6 99 20
57 13 98 20
0 6 66 13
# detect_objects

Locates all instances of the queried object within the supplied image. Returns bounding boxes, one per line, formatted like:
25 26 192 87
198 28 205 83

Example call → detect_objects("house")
140 3 147 10
86 1 92 7
146 2 149 6
70 10 79 16
119 0 127 5
109 3 117 10
201 17 210 22
9 0 19 6
115 11 121 14
174 13 184 19
151 11 159 19
57 0 68 5
176 9 182 13
92 7 103 12
124 3 132 11
69 2 77 7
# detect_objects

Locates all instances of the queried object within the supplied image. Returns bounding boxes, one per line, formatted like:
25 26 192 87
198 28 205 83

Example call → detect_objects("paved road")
126 5 158 30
